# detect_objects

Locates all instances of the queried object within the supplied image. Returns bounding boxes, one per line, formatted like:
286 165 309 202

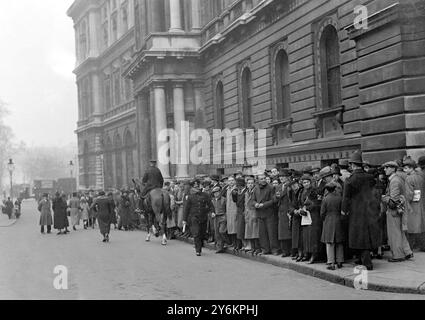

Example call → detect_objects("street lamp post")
7 159 15 201
69 160 74 178
69 160 74 193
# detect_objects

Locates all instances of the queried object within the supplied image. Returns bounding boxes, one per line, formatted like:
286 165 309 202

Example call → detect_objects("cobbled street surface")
1 199 424 300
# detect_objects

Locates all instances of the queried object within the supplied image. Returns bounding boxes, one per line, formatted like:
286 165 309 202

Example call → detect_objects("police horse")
134 180 172 246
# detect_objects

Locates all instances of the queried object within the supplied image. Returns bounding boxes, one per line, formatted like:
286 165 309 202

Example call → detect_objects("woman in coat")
298 175 321 264
289 179 303 261
80 197 90 229
91 191 114 242
276 175 292 257
69 193 81 231
321 182 346 270
118 192 132 231
226 177 238 247
52 192 69 235
38 193 53 234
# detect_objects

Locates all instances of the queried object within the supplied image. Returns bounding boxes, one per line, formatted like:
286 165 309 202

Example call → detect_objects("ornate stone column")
173 83 189 178
169 0 184 32
154 84 171 178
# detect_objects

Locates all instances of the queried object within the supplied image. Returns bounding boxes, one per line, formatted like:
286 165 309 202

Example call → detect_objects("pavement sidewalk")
176 235 425 295
0 213 17 227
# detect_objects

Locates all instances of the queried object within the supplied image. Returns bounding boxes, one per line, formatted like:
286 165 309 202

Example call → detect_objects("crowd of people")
36 189 142 240
1 197 22 220
33 151 425 271
172 151 425 270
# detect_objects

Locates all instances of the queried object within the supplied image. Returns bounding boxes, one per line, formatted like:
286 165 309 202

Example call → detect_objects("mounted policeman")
134 159 171 245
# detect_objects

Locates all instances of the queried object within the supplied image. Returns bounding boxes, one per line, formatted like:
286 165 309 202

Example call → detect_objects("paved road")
1 199 424 300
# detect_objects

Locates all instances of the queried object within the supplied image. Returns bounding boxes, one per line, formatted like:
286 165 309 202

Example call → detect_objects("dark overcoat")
300 187 322 254
276 186 292 241
320 192 346 244
53 197 69 230
289 187 303 249
142 166 165 196
341 169 382 250
118 196 132 227
92 196 114 235
232 188 248 240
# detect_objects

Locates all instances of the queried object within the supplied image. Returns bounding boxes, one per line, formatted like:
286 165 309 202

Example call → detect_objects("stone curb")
175 235 425 296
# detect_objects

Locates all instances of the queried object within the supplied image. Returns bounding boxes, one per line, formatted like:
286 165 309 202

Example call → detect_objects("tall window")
111 15 118 42
275 50 290 120
79 21 87 60
81 78 90 118
216 81 225 129
125 131 134 184
105 137 113 188
104 76 112 110
103 23 109 48
113 71 121 106
241 68 253 128
320 25 341 109
114 134 123 188
83 141 90 189
121 2 129 33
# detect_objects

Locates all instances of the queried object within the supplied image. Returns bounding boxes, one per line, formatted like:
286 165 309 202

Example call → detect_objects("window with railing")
104 76 112 111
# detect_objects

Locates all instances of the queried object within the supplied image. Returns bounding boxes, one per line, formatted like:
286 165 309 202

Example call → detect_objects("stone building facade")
68 0 138 190
70 0 425 187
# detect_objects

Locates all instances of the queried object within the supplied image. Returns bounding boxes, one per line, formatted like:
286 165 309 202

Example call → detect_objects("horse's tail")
162 191 172 220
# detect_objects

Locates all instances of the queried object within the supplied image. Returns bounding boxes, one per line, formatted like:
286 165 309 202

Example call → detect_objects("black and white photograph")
1 0 425 307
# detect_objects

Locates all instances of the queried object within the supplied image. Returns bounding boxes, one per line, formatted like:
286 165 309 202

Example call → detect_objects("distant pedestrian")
4 198 13 220
118 191 131 231
38 193 53 234
211 186 228 253
69 192 81 231
80 197 90 229
91 191 114 242
53 192 69 235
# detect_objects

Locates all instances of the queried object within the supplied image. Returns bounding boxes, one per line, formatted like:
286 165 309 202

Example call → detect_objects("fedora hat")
319 166 333 179
382 161 399 169
403 157 417 168
348 151 363 165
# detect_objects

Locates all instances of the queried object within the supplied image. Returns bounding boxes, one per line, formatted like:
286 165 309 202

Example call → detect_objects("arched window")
124 131 134 185
83 141 90 189
275 50 290 120
105 136 113 189
114 134 123 188
320 25 341 109
79 21 87 60
241 67 253 128
216 81 225 129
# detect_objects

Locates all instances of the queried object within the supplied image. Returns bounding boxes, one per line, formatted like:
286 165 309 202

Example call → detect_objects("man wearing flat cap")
382 161 413 262
403 157 425 251
341 151 381 270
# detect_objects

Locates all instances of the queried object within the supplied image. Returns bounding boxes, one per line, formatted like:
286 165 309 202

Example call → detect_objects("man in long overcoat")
403 158 425 250
53 192 69 235
91 191 114 242
276 173 292 257
38 193 53 234
341 151 381 270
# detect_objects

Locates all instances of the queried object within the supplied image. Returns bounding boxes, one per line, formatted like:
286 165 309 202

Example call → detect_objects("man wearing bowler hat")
341 151 381 270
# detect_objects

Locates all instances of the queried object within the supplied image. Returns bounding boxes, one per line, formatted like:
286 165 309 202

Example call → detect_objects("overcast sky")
0 0 77 148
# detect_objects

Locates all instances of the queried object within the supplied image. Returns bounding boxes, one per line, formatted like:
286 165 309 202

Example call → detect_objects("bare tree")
0 99 14 195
